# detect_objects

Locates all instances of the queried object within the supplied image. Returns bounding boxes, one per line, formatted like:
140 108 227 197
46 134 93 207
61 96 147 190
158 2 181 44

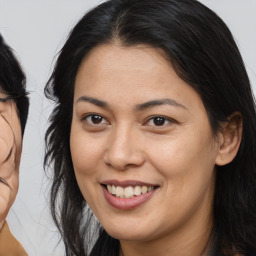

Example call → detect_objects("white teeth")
115 186 124 197
141 186 147 194
112 185 116 195
134 186 141 196
106 185 155 198
124 186 134 198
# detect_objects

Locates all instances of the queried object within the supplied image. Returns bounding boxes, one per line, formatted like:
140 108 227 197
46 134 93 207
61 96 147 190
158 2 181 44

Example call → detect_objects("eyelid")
81 113 110 125
144 115 177 127
0 177 11 189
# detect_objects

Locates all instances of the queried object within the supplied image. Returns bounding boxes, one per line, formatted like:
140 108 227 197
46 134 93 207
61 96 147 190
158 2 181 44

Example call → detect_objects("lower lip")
102 186 157 210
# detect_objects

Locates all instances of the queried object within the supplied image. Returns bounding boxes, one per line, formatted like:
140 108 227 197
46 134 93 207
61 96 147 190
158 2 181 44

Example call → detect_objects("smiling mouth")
102 184 158 199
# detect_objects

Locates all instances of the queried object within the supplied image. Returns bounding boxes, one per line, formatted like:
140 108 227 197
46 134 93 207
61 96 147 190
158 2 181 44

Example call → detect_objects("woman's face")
70 44 220 243
0 92 22 229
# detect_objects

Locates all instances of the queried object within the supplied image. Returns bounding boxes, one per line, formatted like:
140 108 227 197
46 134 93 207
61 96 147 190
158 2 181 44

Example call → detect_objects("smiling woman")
44 0 256 255
0 34 29 255
71 45 220 249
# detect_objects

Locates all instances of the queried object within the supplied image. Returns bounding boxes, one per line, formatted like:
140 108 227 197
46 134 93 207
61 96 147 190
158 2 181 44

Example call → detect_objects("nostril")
104 149 145 170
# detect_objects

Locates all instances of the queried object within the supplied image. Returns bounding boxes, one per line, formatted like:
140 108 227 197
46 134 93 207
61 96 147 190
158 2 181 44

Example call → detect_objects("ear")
215 112 242 166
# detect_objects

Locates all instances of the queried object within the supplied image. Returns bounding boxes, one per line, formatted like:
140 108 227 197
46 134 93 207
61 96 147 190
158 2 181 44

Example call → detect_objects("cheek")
70 125 105 177
153 122 216 169
0 184 11 215
0 174 18 226
70 126 107 211
146 127 217 196
0 116 14 164
143 132 216 229
0 108 21 228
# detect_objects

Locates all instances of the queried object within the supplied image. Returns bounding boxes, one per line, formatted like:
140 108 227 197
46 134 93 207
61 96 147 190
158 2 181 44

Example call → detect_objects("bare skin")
0 91 22 230
70 44 242 256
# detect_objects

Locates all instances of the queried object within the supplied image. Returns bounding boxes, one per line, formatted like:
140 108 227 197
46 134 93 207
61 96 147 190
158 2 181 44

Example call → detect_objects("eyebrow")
75 96 109 108
75 96 187 111
135 98 187 111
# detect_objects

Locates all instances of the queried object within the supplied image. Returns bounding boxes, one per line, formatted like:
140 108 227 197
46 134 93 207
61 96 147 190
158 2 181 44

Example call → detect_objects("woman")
44 0 256 255
0 34 29 255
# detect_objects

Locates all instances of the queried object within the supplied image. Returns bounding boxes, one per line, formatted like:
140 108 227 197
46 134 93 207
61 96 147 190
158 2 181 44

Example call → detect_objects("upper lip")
100 179 159 187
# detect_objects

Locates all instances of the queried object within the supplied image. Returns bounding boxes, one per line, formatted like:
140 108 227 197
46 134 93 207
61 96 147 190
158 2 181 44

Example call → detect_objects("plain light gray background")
0 1 255 255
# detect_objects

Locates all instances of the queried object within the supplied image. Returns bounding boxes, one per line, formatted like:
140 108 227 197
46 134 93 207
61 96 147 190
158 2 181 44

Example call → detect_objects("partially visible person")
0 34 29 256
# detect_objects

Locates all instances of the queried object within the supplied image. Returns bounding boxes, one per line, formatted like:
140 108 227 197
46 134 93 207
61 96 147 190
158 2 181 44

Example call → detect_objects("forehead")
74 44 204 111
76 43 168 80
74 44 178 97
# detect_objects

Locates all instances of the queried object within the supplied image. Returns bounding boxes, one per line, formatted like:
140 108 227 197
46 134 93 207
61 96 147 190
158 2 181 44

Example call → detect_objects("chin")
108 231 145 241
103 223 154 242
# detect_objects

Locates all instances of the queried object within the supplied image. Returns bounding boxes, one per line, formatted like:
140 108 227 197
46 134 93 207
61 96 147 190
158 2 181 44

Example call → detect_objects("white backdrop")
0 1 255 255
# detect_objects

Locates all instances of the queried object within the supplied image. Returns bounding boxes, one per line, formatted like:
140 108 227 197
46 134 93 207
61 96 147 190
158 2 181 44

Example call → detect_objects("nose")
103 125 145 170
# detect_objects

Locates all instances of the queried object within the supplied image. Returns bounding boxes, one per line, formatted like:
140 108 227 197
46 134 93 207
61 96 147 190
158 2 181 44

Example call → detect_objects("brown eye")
83 114 109 125
153 117 166 126
91 115 103 124
147 116 171 127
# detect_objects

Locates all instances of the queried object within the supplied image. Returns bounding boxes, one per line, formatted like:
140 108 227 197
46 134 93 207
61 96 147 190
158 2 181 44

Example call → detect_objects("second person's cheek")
0 114 14 164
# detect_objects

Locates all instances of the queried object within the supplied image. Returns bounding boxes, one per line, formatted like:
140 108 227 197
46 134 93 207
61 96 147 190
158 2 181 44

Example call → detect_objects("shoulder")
0 222 28 256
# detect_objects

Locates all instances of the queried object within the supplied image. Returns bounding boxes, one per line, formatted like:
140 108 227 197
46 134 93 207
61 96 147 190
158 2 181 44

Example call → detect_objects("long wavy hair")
0 34 29 134
44 0 256 255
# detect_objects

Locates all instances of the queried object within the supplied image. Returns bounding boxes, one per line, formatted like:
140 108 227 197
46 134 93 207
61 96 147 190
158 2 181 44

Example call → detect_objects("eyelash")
81 113 176 128
81 113 109 126
144 115 175 127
